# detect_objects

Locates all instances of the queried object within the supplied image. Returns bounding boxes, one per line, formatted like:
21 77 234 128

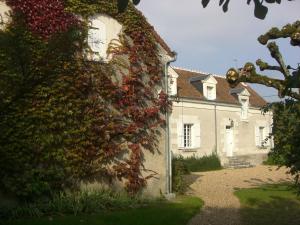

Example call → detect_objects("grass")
2 196 203 225
235 183 300 225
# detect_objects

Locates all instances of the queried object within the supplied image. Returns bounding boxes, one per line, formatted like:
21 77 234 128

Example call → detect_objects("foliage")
0 0 170 200
172 154 222 193
182 154 222 172
1 196 203 225
266 100 300 188
5 0 79 39
172 157 190 194
235 184 300 225
117 0 293 20
0 189 153 220
226 20 300 100
262 153 283 165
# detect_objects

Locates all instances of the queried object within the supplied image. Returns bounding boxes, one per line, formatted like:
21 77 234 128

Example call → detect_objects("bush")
183 154 222 172
172 154 222 194
172 157 190 194
0 189 154 220
263 153 284 166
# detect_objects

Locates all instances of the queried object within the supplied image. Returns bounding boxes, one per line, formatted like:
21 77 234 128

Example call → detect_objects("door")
225 125 234 157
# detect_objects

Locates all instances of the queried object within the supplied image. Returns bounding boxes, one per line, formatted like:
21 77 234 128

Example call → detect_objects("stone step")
224 157 253 169
228 162 251 165
226 164 254 169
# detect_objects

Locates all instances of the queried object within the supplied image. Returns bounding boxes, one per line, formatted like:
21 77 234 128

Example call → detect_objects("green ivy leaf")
254 0 268 20
132 0 140 5
117 0 129 13
202 0 210 8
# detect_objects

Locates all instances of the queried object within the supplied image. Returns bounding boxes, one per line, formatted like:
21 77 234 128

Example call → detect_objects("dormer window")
230 87 250 120
241 98 248 119
202 75 217 100
190 74 218 100
207 86 214 100
168 67 179 96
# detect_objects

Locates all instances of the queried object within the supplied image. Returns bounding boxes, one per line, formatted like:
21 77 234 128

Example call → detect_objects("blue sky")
137 0 300 102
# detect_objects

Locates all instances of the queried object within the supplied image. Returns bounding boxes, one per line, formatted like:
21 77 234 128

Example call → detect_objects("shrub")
263 153 284 166
172 157 190 194
0 189 154 220
184 154 222 172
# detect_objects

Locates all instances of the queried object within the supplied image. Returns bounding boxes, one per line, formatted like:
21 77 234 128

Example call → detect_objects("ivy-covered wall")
0 0 170 200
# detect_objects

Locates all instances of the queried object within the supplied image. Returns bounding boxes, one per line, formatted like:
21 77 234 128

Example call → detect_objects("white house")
168 67 272 167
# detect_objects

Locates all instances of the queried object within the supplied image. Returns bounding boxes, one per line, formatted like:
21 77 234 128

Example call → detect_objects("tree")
226 21 300 189
226 20 300 100
268 100 300 189
117 0 294 20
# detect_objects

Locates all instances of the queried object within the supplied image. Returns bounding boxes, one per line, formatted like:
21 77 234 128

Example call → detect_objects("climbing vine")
0 0 169 199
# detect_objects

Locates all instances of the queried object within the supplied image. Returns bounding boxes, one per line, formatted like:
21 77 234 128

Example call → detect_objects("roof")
174 67 267 108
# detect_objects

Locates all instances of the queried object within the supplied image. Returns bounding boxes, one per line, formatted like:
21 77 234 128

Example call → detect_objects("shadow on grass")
235 184 300 225
239 196 300 225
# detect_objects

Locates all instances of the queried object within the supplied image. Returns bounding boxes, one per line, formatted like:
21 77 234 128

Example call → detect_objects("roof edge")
172 66 226 79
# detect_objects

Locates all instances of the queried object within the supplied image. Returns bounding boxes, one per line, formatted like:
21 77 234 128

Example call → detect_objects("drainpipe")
164 52 177 195
214 102 218 154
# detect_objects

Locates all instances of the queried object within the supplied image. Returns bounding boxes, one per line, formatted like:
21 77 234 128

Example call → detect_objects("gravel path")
186 165 293 225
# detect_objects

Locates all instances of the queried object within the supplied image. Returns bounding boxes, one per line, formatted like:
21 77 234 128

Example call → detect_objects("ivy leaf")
254 0 268 20
222 0 230 12
117 0 129 13
132 0 140 5
265 0 276 3
202 0 210 8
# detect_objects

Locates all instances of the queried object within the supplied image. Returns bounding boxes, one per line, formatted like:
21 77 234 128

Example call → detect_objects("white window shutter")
254 126 260 147
192 123 201 148
88 19 106 59
177 122 183 148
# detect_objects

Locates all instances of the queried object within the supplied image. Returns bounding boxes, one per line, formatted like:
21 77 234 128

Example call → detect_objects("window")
177 121 200 149
207 86 214 100
87 18 106 60
241 99 248 119
255 125 270 147
183 124 192 148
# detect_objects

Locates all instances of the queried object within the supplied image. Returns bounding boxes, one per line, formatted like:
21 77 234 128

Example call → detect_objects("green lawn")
235 184 300 225
3 196 203 225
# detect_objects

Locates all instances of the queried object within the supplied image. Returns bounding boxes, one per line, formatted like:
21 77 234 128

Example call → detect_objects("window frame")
207 86 214 100
259 126 265 147
183 123 193 148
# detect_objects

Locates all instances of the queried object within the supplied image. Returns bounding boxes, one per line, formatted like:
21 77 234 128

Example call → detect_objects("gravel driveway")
186 165 293 225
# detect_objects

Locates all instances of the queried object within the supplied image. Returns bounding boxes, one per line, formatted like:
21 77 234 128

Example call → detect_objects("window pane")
183 124 192 148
